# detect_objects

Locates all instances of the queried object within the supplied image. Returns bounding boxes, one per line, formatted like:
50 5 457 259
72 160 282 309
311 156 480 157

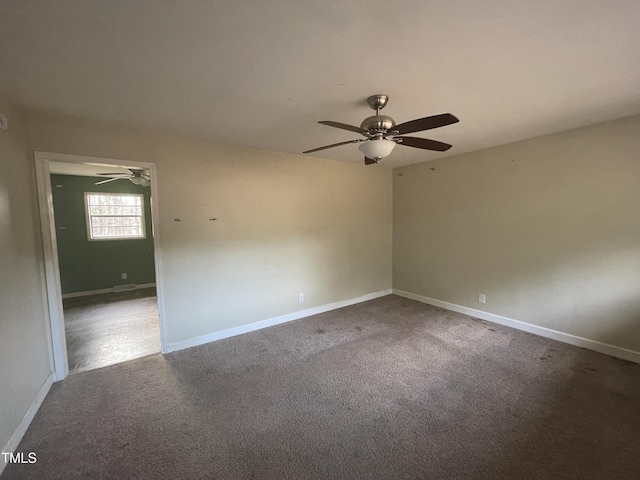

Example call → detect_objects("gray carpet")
4 295 640 479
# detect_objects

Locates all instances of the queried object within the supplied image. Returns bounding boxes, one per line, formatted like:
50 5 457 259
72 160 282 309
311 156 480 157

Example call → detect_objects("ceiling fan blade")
364 157 378 165
318 121 368 136
303 138 365 154
95 177 123 185
392 113 459 135
397 136 452 152
97 172 131 176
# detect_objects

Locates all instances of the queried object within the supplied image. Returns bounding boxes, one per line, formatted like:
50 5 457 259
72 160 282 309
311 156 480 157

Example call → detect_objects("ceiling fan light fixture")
358 138 396 160
130 176 150 187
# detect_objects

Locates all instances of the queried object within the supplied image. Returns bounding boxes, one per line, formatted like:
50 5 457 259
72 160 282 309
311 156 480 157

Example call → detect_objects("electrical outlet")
478 293 486 304
121 273 127 280
298 293 304 302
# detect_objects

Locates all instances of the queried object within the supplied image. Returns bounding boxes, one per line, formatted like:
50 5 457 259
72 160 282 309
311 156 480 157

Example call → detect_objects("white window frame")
84 192 146 241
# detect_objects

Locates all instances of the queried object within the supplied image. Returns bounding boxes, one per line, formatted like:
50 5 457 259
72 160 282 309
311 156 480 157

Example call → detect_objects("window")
84 192 146 240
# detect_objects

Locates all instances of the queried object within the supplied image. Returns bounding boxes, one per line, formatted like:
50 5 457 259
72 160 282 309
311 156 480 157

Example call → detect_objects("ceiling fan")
95 168 150 187
303 95 459 165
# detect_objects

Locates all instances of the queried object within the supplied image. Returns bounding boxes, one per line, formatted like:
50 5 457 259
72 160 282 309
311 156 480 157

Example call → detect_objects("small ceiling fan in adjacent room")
303 95 459 165
94 168 151 187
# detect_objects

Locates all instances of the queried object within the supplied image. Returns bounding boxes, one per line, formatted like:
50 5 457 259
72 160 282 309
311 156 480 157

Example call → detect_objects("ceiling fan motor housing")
360 115 396 133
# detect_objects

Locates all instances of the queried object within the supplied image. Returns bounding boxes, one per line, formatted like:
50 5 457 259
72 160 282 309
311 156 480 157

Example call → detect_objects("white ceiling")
1 1 639 167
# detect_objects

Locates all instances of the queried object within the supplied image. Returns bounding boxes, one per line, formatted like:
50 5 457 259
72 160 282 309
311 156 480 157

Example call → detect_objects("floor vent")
113 284 137 292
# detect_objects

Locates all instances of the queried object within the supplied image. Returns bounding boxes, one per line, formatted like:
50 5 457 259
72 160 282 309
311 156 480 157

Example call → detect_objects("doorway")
35 152 167 380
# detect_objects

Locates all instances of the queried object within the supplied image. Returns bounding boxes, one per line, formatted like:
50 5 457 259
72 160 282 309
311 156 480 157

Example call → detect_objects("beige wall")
27 113 393 344
0 94 52 452
394 115 640 352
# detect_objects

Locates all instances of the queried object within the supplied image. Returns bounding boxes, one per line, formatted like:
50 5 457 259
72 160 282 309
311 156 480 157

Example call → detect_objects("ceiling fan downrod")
360 95 396 134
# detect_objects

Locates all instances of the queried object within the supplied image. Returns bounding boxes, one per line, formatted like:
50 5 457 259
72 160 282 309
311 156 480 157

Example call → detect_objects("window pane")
89 205 142 216
92 216 142 227
92 226 143 238
85 192 146 240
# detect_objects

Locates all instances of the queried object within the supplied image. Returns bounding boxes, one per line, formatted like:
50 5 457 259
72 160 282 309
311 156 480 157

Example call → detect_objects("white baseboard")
393 289 640 364
1 372 54 476
62 283 156 299
166 289 393 353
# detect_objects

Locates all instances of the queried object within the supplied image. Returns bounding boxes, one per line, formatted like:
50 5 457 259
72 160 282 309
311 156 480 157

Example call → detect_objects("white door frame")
34 151 168 381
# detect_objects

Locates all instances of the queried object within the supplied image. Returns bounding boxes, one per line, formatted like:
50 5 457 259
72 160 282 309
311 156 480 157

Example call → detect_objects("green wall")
51 174 156 294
